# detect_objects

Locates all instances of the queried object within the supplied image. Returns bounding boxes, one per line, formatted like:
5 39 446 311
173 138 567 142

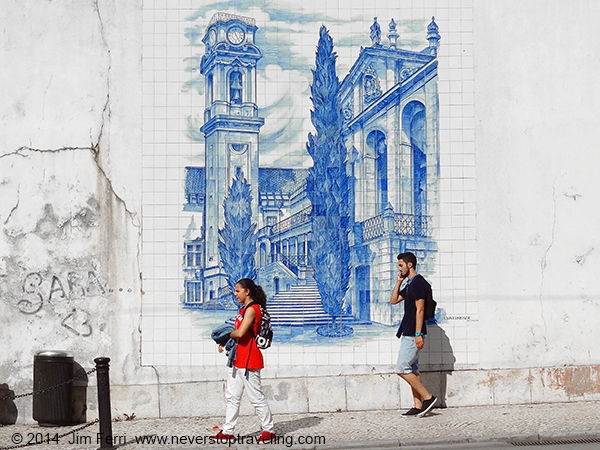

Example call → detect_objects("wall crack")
4 185 20 225
92 0 112 150
538 174 564 357
2 146 138 228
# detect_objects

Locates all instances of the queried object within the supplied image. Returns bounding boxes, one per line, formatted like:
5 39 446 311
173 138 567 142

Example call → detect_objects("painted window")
186 243 202 267
229 70 243 104
185 280 202 304
366 130 388 212
402 101 427 229
207 74 213 104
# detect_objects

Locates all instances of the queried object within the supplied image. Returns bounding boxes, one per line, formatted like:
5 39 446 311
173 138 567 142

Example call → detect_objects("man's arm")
415 298 425 349
390 273 405 305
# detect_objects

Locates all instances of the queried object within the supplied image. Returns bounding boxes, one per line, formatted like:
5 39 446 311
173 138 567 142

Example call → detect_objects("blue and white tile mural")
142 1 475 365
181 11 440 339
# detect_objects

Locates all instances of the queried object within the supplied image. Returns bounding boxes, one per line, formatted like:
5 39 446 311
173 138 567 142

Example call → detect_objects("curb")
292 430 600 450
397 431 600 447
317 439 400 449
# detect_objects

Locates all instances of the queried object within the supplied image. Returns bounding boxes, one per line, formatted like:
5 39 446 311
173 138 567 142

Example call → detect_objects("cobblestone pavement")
1 401 599 450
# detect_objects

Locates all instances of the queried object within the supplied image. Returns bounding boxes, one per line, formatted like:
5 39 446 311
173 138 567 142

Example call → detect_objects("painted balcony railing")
362 215 385 241
271 206 312 235
394 213 432 237
272 254 309 276
360 212 432 241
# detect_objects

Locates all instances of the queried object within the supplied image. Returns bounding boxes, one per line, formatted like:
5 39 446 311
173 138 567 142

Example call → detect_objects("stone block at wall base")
490 369 533 405
306 376 346 413
145 365 600 418
346 374 400 411
264 377 309 415
9 364 595 423
160 381 225 418
444 369 495 407
420 371 452 408
532 365 600 403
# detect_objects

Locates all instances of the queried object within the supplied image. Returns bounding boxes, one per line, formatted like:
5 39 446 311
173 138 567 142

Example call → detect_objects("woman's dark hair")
236 278 267 308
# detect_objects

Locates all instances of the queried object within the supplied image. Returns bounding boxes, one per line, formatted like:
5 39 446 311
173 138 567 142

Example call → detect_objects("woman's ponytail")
236 278 267 308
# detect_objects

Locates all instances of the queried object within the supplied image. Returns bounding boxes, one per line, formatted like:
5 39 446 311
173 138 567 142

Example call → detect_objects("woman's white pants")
222 366 274 434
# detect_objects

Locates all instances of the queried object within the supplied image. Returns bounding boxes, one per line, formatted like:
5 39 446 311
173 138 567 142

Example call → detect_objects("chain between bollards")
0 356 114 450
0 368 97 402
94 357 115 450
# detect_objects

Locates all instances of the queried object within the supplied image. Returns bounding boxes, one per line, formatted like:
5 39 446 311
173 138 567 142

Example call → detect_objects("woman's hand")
218 345 224 353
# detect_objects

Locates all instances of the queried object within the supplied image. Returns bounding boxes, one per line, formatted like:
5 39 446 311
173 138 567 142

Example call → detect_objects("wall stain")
563 191 581 201
476 372 494 388
132 390 152 410
263 382 290 401
542 366 600 398
574 247 594 265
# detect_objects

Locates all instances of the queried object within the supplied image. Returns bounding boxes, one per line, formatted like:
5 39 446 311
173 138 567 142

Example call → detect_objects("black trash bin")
32 350 74 426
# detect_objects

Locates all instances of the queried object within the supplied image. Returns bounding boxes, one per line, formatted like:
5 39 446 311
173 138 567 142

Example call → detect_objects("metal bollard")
94 357 115 450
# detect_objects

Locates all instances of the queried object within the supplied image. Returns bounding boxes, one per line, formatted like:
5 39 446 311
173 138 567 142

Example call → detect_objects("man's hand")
391 273 406 305
218 344 224 353
416 336 424 350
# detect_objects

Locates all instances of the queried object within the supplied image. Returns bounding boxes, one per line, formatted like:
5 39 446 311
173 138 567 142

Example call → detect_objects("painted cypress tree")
218 168 257 306
306 26 352 336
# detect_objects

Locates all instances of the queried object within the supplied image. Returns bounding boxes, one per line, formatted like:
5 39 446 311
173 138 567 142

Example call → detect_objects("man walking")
391 252 437 417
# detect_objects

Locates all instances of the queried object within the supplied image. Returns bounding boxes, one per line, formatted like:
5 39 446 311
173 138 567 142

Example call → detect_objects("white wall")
0 0 158 421
475 0 600 369
1 0 600 422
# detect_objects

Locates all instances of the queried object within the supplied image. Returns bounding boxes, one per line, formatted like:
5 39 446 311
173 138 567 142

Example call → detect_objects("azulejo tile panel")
142 0 476 371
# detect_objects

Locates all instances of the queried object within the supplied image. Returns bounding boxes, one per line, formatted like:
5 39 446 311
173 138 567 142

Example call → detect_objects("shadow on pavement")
274 415 324 434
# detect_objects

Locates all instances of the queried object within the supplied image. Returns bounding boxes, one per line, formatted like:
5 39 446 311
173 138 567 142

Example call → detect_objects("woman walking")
212 278 276 443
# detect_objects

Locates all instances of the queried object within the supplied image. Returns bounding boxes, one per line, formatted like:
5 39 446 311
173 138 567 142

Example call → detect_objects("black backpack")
244 302 273 349
421 275 437 321
408 274 437 321
425 295 437 321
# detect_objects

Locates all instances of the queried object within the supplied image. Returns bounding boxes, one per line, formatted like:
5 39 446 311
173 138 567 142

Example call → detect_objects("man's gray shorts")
395 335 421 374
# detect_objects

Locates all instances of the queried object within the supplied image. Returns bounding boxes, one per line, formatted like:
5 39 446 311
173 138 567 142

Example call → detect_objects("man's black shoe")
417 396 437 417
401 407 422 417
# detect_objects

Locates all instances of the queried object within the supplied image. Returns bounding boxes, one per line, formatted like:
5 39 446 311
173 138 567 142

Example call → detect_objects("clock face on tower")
226 26 245 45
208 28 217 46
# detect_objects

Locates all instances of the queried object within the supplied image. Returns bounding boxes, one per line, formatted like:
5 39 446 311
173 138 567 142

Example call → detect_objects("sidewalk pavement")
1 400 599 450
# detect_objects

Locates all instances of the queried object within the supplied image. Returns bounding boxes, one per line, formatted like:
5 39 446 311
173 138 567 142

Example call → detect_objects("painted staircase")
267 284 358 326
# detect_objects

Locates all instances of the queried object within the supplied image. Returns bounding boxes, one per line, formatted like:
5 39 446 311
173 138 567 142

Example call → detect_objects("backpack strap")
245 342 252 378
242 302 260 338
242 302 258 378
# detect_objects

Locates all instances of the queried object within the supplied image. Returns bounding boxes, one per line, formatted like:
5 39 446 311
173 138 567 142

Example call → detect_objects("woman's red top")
233 303 264 370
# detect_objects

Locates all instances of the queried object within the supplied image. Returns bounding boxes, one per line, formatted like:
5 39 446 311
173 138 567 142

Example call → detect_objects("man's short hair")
397 252 417 268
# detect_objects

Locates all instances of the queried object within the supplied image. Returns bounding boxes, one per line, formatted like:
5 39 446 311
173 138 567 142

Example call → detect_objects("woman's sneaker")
257 431 276 444
210 430 234 441
401 407 422 417
417 396 437 417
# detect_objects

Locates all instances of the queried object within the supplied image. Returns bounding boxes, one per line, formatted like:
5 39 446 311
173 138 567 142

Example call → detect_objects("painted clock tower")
199 13 264 302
